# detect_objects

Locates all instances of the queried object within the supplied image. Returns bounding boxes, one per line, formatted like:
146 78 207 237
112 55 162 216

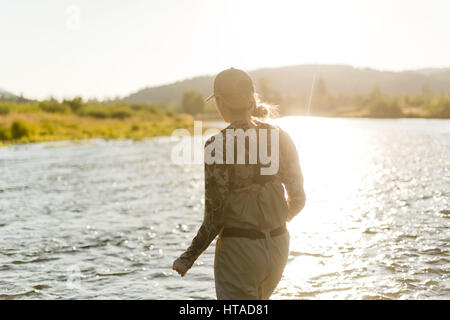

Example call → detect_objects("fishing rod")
305 61 321 116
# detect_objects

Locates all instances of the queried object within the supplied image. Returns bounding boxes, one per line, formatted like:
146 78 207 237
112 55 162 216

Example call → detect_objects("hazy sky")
1 0 449 100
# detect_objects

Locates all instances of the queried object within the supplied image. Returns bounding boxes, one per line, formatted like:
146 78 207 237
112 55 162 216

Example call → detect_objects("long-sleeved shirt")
178 119 306 269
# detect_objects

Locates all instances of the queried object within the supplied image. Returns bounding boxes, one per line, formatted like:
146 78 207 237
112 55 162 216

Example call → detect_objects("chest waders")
214 164 290 300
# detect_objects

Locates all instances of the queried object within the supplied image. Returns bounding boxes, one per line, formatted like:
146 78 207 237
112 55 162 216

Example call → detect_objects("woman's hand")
172 258 190 277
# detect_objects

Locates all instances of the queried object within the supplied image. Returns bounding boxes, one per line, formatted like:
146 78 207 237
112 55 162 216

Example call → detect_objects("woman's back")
205 118 304 230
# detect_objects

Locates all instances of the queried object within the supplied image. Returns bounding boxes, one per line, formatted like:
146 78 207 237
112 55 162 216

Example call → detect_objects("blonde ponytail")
251 93 278 119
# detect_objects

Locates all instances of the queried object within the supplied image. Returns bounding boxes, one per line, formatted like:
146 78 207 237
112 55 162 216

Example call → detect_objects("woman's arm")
173 136 229 275
279 130 306 221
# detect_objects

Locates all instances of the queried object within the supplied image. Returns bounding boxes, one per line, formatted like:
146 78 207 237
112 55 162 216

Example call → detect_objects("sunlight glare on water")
272 117 449 299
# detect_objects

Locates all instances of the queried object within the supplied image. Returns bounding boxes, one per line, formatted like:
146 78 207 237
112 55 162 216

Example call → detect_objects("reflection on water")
0 117 449 299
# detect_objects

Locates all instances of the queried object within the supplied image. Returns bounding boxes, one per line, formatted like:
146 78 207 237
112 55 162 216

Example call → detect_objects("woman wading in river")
173 68 306 299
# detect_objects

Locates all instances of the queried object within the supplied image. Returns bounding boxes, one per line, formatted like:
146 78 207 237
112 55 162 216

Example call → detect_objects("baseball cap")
205 68 255 104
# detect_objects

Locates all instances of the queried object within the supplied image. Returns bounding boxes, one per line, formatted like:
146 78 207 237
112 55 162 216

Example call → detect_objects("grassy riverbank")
0 100 193 147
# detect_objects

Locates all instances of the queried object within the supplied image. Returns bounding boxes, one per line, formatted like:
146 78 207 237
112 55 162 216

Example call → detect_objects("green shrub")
0 126 10 140
63 97 83 113
130 104 145 111
38 100 68 113
79 106 109 119
10 121 30 139
87 110 108 118
110 108 132 119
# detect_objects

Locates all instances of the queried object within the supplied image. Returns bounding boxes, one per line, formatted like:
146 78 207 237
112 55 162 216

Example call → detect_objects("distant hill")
0 88 30 102
122 64 450 104
0 88 19 100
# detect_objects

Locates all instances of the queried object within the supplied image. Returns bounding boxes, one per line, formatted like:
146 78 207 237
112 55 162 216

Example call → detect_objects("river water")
0 117 449 299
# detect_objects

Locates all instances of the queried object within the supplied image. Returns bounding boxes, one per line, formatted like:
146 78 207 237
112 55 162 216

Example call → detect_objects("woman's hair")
251 93 279 119
219 91 278 120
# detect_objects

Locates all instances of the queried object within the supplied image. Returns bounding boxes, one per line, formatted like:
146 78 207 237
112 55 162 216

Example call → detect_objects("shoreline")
1 115 448 148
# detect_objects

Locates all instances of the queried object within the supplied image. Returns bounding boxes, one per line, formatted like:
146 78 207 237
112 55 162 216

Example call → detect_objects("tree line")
179 77 450 119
